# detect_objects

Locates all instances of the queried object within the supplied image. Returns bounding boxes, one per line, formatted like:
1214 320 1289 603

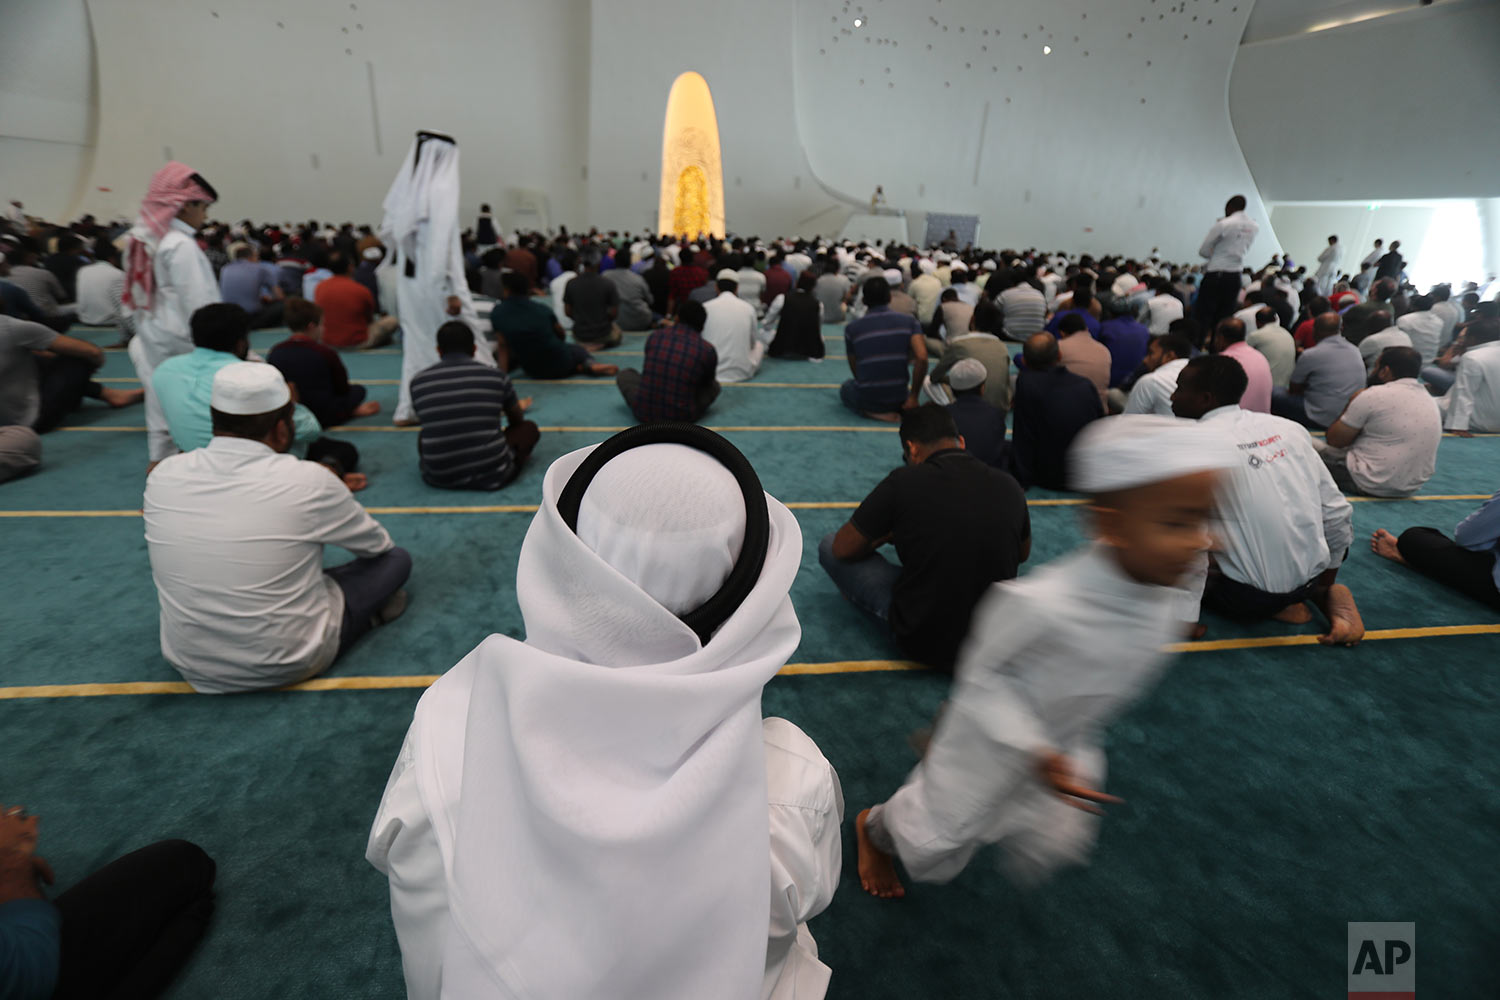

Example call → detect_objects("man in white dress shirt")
1247 307 1296 389
1193 195 1259 330
1313 236 1342 296
703 270 767 383
143 363 410 693
122 162 221 466
1143 277 1185 335
854 415 1237 899
1395 294 1445 367
1441 318 1500 436
1171 355 1363 644
368 429 843 1000
1122 331 1193 416
75 241 131 343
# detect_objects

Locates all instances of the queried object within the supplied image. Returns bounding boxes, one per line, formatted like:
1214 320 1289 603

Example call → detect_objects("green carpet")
3 321 1497 998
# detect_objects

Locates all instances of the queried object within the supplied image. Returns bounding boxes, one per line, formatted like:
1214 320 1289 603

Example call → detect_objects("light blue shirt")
153 347 320 452
1455 491 1500 590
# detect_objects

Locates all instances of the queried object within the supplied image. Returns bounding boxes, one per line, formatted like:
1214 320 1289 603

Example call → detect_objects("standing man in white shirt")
1313 236 1342 296
1193 195 1260 331
702 270 766 383
1441 318 1500 436
122 162 221 467
1314 347 1441 497
143 363 410 694
1122 331 1193 416
1171 355 1363 645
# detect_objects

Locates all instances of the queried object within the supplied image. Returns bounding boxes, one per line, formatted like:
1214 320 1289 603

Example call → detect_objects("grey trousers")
0 425 41 484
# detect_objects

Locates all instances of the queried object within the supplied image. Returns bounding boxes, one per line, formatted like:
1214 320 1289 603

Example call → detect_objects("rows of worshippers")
3 165 1500 998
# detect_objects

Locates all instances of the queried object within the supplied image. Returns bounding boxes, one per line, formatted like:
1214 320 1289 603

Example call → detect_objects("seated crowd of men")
2 199 1499 999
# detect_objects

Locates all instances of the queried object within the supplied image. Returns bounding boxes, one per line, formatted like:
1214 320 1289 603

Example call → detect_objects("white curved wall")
79 0 590 229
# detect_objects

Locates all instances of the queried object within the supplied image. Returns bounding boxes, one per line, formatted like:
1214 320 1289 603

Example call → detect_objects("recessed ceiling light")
853 17 863 26
1043 44 1052 54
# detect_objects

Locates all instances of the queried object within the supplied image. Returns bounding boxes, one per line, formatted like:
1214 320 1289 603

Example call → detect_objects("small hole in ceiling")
210 10 218 16
344 48 352 54
276 20 284 27
342 26 349 33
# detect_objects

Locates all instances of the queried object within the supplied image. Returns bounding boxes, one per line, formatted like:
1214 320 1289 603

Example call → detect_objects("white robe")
379 134 495 422
1314 244 1342 295
877 543 1188 887
127 219 220 462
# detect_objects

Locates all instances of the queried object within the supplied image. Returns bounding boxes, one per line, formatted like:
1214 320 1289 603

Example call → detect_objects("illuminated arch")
659 72 725 240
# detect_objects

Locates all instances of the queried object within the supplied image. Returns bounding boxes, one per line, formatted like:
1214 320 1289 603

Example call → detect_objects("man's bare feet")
866 411 901 423
1317 584 1364 646
1370 529 1406 565
353 401 381 418
587 364 619 377
342 472 368 492
1272 602 1313 624
855 808 905 899
518 396 534 413
393 417 421 427
100 387 145 408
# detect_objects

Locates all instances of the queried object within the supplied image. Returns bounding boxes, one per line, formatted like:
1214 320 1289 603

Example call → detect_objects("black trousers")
35 355 101 433
1397 527 1500 611
1192 270 1243 338
51 839 216 1000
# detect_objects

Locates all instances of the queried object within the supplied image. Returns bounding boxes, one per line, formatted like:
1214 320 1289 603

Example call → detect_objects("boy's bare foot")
353 401 381 418
1272 602 1313 624
855 808 905 899
518 396 534 413
587 364 619 377
1317 584 1364 646
101 387 145 408
1370 529 1406 565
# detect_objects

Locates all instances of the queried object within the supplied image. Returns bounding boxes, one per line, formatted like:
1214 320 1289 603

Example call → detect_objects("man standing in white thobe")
379 131 497 425
854 416 1237 899
368 428 843 1000
1314 235 1342 296
122 162 221 467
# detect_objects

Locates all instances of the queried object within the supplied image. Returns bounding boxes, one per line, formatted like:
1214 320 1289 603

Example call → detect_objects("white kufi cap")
1068 415 1237 493
946 357 988 391
210 362 290 416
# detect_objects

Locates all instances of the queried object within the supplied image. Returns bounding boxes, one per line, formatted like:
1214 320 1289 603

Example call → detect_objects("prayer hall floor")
4 322 1498 998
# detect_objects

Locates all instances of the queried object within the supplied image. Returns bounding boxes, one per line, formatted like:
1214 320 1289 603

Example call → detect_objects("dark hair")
328 249 353 275
1308 296 1333 317
437 321 475 354
212 399 294 440
1467 317 1500 346
676 299 707 331
1431 284 1451 303
283 297 321 333
940 288 959 303
190 303 250 352
796 270 818 293
1167 316 1202 346
1058 312 1088 335
481 247 506 269
1377 346 1422 380
862 275 891 307
1409 294 1433 312
1372 277 1397 301
1181 354 1248 407
716 277 738 293
898 403 959 449
501 270 531 297
1154 332 1194 360
1225 194 1247 214
1214 317 1247 344
1366 312 1392 335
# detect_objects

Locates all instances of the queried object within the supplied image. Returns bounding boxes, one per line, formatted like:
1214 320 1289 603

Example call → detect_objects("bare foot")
587 364 619 377
393 417 421 427
1272 602 1313 624
101 387 145 408
518 396 534 413
1370 529 1406 565
353 401 381 418
1184 622 1208 641
855 808 905 899
342 472 368 492
1317 584 1364 646
865 411 901 423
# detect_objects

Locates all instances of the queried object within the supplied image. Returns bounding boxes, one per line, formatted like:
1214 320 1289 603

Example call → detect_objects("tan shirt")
1057 332 1111 406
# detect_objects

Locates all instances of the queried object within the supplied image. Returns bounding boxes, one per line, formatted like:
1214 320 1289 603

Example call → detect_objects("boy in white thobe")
122 163 221 465
379 131 497 424
855 415 1236 898
368 431 843 1000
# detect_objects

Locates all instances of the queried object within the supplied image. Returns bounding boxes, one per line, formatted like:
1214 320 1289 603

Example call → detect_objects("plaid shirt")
634 325 719 422
667 264 709 305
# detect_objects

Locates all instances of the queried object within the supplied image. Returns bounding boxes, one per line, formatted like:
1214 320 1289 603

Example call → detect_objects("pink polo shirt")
1222 340 1273 413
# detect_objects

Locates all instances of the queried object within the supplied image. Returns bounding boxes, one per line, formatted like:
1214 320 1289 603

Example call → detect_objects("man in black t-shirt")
818 404 1031 671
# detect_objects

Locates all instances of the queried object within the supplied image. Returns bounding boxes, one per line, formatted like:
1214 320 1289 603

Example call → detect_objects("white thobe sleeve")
367 729 449 1000
1445 358 1481 431
164 239 221 320
1198 221 1222 261
762 718 842 1000
304 472 395 557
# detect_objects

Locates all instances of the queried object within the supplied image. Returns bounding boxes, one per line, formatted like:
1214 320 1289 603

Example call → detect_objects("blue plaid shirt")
634 325 719 422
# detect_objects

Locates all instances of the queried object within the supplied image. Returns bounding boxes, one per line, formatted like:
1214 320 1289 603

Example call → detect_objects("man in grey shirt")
603 264 656 331
0 314 143 432
1272 312 1366 429
813 259 851 325
6 245 76 329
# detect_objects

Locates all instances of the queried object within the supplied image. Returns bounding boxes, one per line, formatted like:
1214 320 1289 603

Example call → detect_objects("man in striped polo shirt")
841 276 928 422
410 323 540 490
